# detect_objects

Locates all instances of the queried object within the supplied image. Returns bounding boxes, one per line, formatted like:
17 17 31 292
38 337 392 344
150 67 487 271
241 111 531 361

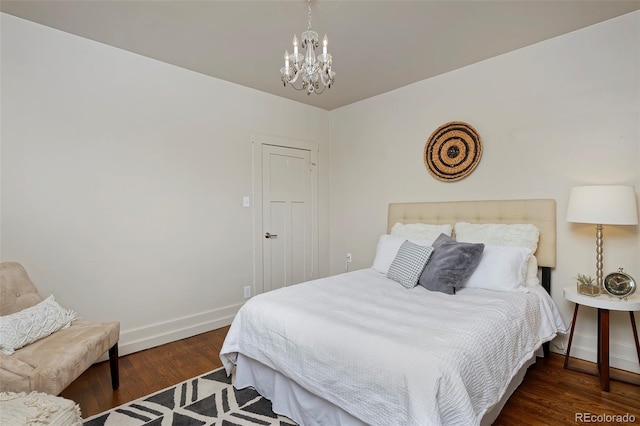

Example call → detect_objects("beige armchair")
0 262 120 395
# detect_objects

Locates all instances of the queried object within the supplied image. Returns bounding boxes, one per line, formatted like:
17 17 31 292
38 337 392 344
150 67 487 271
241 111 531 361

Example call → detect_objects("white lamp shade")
566 185 638 225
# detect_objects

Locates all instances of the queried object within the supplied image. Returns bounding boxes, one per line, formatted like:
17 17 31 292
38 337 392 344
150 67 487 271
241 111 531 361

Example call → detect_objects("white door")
262 144 314 292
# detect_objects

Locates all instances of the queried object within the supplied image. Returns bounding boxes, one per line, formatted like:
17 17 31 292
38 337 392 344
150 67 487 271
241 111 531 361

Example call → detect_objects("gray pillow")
418 233 484 294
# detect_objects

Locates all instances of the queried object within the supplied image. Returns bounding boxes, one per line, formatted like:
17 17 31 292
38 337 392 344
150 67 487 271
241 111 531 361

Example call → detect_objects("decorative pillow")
391 222 453 240
0 295 77 355
387 241 434 288
464 245 533 292
418 233 484 294
454 222 539 253
372 234 433 274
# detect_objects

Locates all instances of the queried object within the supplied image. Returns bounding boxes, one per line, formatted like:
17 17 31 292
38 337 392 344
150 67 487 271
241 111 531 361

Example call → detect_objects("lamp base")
595 223 603 292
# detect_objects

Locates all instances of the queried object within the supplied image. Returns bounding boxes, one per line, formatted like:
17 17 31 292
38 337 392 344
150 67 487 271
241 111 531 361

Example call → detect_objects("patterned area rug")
83 367 297 426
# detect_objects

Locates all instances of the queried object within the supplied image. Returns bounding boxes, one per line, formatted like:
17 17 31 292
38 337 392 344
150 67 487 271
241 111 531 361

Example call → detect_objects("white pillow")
391 222 453 240
454 222 539 253
372 234 433 274
464 245 532 292
526 255 540 287
0 295 77 355
386 241 434 289
455 222 540 286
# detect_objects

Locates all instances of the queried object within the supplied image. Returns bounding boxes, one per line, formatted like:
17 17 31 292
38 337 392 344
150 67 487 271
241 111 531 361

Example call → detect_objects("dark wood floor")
62 326 640 425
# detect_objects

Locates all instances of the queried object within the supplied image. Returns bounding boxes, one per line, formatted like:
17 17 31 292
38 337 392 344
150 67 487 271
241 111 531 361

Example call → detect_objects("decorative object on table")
566 185 639 291
280 0 335 95
424 121 482 182
575 273 599 296
603 268 636 299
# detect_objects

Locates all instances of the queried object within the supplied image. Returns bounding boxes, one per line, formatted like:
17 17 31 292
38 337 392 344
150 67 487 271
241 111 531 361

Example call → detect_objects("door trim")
251 133 319 295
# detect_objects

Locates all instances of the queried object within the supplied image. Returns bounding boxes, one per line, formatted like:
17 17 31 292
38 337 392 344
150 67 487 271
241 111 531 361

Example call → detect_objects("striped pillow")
387 240 434 288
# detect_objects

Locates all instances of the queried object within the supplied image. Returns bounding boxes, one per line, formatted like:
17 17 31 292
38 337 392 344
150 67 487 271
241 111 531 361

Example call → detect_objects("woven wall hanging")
424 121 482 182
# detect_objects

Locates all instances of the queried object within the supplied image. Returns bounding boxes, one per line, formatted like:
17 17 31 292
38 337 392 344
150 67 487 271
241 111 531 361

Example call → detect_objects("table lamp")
566 185 638 290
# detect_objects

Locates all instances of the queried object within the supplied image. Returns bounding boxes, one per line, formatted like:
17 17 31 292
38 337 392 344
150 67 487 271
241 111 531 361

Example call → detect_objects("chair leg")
108 343 120 390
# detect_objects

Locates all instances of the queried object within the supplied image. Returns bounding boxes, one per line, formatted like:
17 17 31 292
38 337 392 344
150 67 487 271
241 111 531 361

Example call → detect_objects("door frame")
251 133 319 295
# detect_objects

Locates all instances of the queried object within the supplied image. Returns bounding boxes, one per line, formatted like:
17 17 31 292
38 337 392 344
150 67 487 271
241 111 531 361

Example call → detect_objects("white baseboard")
556 332 640 374
97 302 243 362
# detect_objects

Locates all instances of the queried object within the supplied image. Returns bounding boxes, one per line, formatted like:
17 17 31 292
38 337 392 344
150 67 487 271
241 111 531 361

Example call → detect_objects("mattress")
220 268 566 425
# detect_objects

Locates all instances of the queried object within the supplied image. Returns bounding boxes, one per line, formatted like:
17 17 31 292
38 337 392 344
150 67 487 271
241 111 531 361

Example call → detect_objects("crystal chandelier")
280 0 335 95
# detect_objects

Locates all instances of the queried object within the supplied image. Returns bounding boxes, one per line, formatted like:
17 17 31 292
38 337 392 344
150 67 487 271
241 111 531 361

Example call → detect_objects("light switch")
243 196 250 207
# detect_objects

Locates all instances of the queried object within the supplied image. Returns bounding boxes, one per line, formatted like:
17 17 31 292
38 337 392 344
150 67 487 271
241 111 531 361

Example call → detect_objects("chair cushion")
0 360 33 394
12 320 120 395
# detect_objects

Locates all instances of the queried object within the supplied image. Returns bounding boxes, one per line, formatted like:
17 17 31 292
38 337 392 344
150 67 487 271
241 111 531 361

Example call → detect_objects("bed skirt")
234 352 538 426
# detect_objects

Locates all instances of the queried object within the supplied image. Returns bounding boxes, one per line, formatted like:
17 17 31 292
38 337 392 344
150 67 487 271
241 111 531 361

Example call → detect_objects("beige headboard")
387 199 556 268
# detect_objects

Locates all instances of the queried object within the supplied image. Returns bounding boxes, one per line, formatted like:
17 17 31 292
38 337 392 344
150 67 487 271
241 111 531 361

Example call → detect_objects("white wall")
329 12 640 373
0 13 330 355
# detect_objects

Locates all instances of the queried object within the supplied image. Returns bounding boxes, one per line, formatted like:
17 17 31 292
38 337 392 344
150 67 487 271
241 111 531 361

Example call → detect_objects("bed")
220 199 567 425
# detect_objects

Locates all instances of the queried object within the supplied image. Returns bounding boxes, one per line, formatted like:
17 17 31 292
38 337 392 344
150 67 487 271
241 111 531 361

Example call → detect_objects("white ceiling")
2 0 639 111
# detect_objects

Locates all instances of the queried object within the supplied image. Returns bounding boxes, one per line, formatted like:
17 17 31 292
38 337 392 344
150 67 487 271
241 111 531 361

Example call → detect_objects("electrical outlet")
346 253 352 263
243 286 252 299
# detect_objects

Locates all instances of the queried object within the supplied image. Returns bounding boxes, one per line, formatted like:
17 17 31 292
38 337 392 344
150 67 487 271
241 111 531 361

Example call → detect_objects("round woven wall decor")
424 121 482 182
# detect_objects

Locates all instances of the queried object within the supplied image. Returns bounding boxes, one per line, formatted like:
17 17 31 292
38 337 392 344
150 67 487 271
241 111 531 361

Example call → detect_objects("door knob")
265 232 278 239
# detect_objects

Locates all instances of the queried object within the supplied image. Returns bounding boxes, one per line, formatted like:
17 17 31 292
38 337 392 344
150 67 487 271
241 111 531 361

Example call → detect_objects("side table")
563 285 640 391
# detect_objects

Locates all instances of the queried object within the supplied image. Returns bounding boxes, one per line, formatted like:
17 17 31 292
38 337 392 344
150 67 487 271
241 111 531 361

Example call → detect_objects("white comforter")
220 268 566 426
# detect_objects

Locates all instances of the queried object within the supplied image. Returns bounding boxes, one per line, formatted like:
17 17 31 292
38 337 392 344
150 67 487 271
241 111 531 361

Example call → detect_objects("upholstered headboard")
387 199 556 268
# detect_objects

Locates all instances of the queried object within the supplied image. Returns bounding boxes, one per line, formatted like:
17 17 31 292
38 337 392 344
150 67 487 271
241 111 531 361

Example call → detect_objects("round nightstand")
563 285 640 391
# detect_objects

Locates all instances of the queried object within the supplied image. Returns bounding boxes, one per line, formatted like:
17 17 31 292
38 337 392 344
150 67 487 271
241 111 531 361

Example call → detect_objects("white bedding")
220 268 566 426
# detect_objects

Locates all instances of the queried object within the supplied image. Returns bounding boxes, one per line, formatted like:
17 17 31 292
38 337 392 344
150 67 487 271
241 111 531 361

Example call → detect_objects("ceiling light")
280 0 335 95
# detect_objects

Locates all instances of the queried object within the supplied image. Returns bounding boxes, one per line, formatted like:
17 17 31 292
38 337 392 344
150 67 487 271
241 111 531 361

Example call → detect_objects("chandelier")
280 0 335 95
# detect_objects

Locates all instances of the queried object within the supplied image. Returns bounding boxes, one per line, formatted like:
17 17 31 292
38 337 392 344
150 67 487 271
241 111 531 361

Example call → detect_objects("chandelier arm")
283 74 307 92
319 71 330 87
288 69 300 84
313 84 326 95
